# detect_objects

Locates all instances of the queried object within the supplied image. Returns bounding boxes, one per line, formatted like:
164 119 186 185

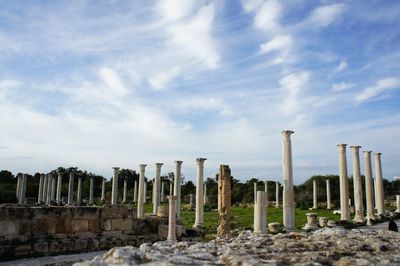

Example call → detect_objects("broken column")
56 172 62 204
111 167 120 205
193 158 206 229
173 160 183 218
167 195 177 241
77 175 82 205
153 163 163 214
312 180 318 209
275 181 279 208
326 179 332 209
89 176 94 205
363 151 375 221
282 130 295 230
303 213 318 230
137 164 147 218
122 176 128 204
264 181 269 206
374 152 385 216
396 195 400 213
101 177 106 203
38 173 44 204
217 165 231 237
218 172 222 212
67 171 75 205
254 191 267 234
351 145 364 223
337 144 350 221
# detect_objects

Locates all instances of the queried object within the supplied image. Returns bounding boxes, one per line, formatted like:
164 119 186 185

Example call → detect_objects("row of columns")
253 181 281 207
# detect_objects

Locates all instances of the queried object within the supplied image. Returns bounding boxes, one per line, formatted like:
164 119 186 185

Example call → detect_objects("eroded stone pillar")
144 181 147 203
50 174 56 202
193 158 206 229
111 167 120 205
253 182 257 204
275 181 279 208
282 130 295 230
56 172 62 204
264 181 269 206
337 144 350 221
350 145 364 223
218 173 222 212
374 153 385 216
173 161 183 218
89 176 94 205
396 195 400 213
217 165 231 238
101 177 106 203
326 179 332 210
254 191 267 233
363 151 375 221
21 174 27 205
137 164 147 218
153 163 163 215
38 173 44 204
122 177 128 204
169 182 173 197
167 195 177 241
312 180 318 209
46 173 52 204
203 182 207 204
67 171 75 205
133 180 138 203
161 182 165 202
42 174 48 204
77 176 82 205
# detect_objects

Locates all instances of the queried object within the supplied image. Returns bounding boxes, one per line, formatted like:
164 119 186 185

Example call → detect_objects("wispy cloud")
356 78 400 102
332 82 354 92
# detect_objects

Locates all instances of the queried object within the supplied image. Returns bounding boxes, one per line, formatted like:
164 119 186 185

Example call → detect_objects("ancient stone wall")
0 204 167 260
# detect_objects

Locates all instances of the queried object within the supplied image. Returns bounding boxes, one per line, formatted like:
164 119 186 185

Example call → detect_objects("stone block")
111 219 133 231
71 219 89 232
74 239 88 250
0 221 18 236
87 239 99 250
33 242 48 254
14 244 32 256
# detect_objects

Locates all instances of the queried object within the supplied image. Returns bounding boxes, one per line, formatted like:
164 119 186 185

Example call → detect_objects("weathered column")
38 173 44 204
89 176 94 205
169 182 173 196
153 163 163 214
21 174 27 204
173 161 183 218
16 174 21 203
396 195 400 213
67 171 75 205
326 179 332 209
167 195 177 241
363 151 375 220
111 167 119 205
46 173 52 204
137 164 147 218
193 158 206 228
351 145 364 223
218 172 222 212
101 177 106 203
312 180 318 209
133 180 138 203
42 174 48 204
337 144 350 221
56 172 62 203
275 181 279 208
282 130 295 230
253 182 257 204
122 177 128 204
374 153 385 216
217 165 231 237
264 181 269 206
161 182 165 202
144 181 147 203
254 191 267 233
77 176 82 205
203 182 207 204
50 174 56 201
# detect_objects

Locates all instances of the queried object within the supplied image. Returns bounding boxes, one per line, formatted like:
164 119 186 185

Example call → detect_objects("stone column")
218 172 222 212
67 171 75 205
137 164 147 218
396 195 400 213
16 174 21 203
363 151 375 221
161 182 165 202
56 172 62 204
203 182 207 204
153 163 163 214
111 167 120 205
312 180 317 209
193 158 206 228
217 165 231 237
101 177 106 203
282 130 295 230
42 174 48 204
275 181 279 208
337 144 350 221
144 181 147 203
133 180 138 203
122 177 128 204
326 179 332 209
89 176 94 205
351 145 364 223
253 182 257 204
189 194 196 210
264 181 269 206
169 182 173 196
374 153 385 216
38 173 44 204
167 195 177 241
50 174 56 201
46 173 52 204
21 174 27 205
77 176 82 205
254 191 267 233
173 160 183 218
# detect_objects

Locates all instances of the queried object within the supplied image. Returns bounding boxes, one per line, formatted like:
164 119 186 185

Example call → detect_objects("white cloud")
0 79 23 95
333 59 348 74
332 82 354 92
356 77 400 102
260 34 293 54
148 67 181 90
155 0 197 21
99 67 128 96
253 0 282 32
240 0 265 12
305 3 345 28
279 71 309 115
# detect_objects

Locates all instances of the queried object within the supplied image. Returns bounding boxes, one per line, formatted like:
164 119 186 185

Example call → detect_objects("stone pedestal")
137 164 147 218
111 167 119 205
337 144 350 221
167 196 177 241
282 130 295 230
312 180 318 209
153 163 163 215
275 181 279 208
217 165 231 238
67 172 75 205
254 191 267 234
268 222 280 233
351 146 364 223
319 217 328 227
303 213 318 230
363 151 375 220
374 153 385 216
193 158 206 229
326 179 332 209
173 161 183 218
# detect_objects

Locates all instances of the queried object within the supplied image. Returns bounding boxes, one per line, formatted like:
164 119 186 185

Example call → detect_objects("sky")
0 0 399 184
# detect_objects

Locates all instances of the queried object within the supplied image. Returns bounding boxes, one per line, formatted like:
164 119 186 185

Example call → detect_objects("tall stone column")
264 181 269 206
16 174 21 202
56 172 62 203
161 182 165 202
42 174 48 204
133 180 138 203
21 174 27 205
101 177 106 203
50 174 56 201
203 182 207 204
111 167 120 205
217 165 231 238
312 180 318 209
137 164 147 218
374 153 385 216
173 161 183 218
46 173 52 204
89 176 94 205
218 173 222 212
363 151 375 221
153 163 163 214
254 191 267 234
351 145 364 223
337 144 350 221
326 179 332 209
77 176 82 205
122 177 128 204
253 182 257 204
38 173 44 204
282 130 295 230
169 182 173 197
275 181 279 208
67 171 75 205
167 195 177 241
193 158 206 229
396 195 400 213
144 181 147 203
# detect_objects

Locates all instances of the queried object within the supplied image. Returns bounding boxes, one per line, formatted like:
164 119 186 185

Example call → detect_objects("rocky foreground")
76 227 400 265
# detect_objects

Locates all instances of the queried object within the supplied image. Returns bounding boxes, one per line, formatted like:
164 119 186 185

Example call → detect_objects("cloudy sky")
0 0 399 184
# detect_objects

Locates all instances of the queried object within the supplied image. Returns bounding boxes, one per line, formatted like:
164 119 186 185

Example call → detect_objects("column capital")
350 145 361 149
112 167 120 170
174 160 183 165
155 163 164 167
139 164 147 170
363 150 372 154
337 143 347 148
326 179 330 183
374 152 382 156
196 158 207 163
281 130 294 135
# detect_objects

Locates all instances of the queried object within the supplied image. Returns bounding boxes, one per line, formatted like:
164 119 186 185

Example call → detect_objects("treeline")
0 169 399 208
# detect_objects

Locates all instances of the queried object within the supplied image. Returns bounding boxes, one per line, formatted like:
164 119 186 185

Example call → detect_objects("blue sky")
0 0 399 184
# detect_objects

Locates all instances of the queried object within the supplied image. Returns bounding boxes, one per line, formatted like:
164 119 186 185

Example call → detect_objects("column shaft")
374 153 385 216
167 196 177 241
153 163 163 214
56 173 62 203
77 177 82 205
363 151 375 220
111 167 119 205
275 181 279 208
312 180 318 209
326 179 331 209
101 178 106 203
89 177 94 204
173 161 183 218
42 174 48 204
46 174 52 204
50 174 56 201
338 144 350 221
203 182 207 204
38 174 44 204
137 164 146 218
161 182 165 202
194 158 206 228
67 172 75 205
123 178 127 203
351 146 364 222
282 130 295 230
217 165 231 237
254 191 267 233
133 180 138 203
